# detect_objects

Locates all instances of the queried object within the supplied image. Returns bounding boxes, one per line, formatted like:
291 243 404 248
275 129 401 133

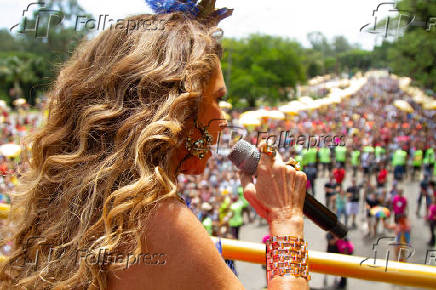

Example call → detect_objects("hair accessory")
185 118 214 159
145 0 233 25
145 0 199 16
266 236 311 284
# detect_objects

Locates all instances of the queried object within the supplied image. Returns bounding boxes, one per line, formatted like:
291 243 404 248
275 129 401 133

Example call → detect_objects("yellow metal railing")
1 206 435 288
211 236 436 289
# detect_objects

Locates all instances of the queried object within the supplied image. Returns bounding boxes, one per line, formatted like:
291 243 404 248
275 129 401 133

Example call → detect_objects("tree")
332 36 352 55
221 34 305 108
307 31 333 58
385 0 436 91
3 0 91 104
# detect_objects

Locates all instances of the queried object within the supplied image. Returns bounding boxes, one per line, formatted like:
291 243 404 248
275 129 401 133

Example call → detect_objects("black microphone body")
228 140 347 238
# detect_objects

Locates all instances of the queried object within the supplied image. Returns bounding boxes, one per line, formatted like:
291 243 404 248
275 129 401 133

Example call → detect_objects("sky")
0 0 396 50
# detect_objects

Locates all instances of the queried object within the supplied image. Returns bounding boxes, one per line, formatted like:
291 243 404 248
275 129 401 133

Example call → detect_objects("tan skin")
108 62 308 290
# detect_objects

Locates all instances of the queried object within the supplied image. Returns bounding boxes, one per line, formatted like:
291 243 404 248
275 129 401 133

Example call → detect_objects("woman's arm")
107 197 244 290
267 208 308 290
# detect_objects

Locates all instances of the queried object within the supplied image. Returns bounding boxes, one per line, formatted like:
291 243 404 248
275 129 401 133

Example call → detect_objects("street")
235 170 435 290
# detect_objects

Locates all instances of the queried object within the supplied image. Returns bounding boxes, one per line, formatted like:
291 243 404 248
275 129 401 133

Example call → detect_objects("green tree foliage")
221 34 306 108
385 0 436 91
338 49 372 73
0 0 90 105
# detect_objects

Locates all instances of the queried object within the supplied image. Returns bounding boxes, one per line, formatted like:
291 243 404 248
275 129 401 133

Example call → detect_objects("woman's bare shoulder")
107 197 244 290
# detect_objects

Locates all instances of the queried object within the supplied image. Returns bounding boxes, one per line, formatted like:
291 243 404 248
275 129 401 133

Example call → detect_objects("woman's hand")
238 140 307 225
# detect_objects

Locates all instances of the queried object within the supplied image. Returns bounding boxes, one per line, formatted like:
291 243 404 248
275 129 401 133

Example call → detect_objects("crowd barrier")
211 236 436 289
1 207 435 288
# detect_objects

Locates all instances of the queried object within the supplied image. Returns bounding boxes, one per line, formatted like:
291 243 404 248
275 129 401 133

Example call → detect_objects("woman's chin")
181 150 211 175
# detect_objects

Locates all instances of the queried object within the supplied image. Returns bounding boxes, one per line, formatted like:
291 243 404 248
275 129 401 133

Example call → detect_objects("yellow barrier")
211 236 436 289
0 203 10 219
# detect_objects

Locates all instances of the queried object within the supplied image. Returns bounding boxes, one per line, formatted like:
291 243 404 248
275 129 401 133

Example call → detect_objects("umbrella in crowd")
393 100 414 113
239 111 261 127
219 100 232 110
256 109 285 120
370 207 391 219
13 98 26 106
0 144 21 158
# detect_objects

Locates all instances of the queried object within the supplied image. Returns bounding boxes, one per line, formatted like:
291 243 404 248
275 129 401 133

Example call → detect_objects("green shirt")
203 217 213 235
335 146 347 162
237 186 249 208
424 148 435 164
363 146 374 153
412 150 423 167
306 148 317 164
375 146 386 158
392 150 407 166
219 196 231 221
295 155 304 171
336 193 347 210
229 200 244 227
300 149 309 166
319 147 331 163
351 150 360 166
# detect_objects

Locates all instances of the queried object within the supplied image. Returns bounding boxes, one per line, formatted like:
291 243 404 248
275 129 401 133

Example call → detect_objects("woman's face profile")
177 61 228 175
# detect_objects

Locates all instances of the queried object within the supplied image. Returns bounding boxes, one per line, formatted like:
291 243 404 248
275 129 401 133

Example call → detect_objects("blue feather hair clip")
145 0 233 25
145 0 200 16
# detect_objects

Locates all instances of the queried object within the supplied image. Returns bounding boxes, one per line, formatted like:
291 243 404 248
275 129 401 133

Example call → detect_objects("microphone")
228 139 347 238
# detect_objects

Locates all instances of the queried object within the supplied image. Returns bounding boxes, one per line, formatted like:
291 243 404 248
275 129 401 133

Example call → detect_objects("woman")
0 2 308 290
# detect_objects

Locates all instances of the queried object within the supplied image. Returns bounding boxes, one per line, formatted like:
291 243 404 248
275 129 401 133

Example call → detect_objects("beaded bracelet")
266 236 311 284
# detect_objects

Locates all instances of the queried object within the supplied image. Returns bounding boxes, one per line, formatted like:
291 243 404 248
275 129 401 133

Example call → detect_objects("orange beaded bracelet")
266 236 310 284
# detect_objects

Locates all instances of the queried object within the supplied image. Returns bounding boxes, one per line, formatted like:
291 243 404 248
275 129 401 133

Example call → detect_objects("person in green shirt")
392 149 407 181
335 146 347 168
238 186 253 224
424 147 435 177
219 195 231 222
295 154 304 171
374 145 386 174
412 147 423 180
351 149 360 178
300 148 309 168
319 147 331 178
201 202 214 235
306 147 318 166
229 195 244 240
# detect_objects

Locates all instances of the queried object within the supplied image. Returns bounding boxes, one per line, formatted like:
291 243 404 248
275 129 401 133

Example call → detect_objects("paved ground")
234 169 436 290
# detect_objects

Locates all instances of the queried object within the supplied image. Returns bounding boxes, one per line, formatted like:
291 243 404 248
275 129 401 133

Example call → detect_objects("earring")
185 119 214 159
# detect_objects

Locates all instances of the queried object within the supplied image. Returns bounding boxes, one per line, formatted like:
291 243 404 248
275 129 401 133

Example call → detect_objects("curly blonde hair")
0 12 223 289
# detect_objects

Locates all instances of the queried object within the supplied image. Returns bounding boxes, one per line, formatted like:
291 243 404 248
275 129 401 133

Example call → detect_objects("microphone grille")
228 140 260 175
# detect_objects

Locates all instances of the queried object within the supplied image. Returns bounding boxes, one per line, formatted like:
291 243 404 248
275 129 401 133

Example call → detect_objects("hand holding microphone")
237 140 307 230
229 139 347 238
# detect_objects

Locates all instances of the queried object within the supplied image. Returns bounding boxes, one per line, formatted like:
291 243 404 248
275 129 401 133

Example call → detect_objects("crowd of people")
0 75 435 284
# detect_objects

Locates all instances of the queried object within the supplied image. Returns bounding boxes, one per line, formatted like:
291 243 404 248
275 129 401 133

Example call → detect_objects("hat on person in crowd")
221 188 229 195
191 197 200 205
199 180 209 188
220 226 228 236
201 202 213 211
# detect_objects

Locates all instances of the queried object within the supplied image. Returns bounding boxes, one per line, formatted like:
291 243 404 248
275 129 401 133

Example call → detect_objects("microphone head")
228 140 260 175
